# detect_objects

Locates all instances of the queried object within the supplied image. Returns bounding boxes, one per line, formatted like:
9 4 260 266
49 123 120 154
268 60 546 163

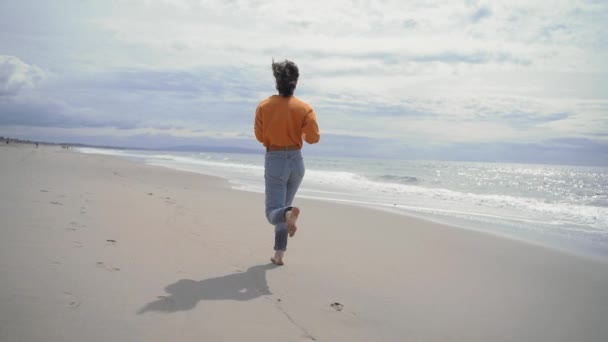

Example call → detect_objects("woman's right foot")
271 251 284 265
286 207 300 237
270 257 284 266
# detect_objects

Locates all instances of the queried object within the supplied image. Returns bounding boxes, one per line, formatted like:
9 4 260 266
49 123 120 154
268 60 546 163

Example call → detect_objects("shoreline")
298 193 608 263
2 144 608 342
80 146 608 264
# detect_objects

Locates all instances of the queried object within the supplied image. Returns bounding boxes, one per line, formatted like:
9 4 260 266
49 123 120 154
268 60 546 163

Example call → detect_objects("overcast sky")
1 0 607 164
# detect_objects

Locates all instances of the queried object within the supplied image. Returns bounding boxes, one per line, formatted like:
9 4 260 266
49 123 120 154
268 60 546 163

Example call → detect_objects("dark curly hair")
272 59 299 97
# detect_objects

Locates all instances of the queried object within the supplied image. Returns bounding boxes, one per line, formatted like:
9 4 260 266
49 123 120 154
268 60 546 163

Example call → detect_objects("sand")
1 144 608 342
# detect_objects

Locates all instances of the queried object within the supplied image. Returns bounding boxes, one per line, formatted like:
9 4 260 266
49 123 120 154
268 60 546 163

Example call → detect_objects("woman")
254 59 320 266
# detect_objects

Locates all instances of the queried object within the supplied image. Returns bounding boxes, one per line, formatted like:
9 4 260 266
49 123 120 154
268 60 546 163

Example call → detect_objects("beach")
1 144 608 342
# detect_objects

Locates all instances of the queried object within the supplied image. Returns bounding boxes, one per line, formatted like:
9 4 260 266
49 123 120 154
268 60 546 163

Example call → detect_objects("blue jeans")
264 150 305 251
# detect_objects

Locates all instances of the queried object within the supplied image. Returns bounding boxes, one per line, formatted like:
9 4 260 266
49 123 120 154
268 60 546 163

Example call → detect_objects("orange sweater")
255 95 320 148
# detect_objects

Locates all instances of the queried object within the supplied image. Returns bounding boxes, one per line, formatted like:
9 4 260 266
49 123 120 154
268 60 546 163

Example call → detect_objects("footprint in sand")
105 239 117 246
68 300 81 309
67 221 86 231
330 302 344 311
64 291 82 309
40 189 49 193
50 201 63 206
96 261 120 272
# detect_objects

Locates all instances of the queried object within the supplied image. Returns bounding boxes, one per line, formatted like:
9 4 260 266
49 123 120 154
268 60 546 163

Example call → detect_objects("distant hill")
1 136 263 155
163 145 261 154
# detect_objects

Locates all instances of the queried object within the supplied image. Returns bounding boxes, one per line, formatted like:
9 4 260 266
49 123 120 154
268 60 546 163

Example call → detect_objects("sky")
1 0 607 164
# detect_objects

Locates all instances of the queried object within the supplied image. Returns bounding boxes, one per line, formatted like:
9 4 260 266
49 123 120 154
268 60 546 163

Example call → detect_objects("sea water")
77 147 608 259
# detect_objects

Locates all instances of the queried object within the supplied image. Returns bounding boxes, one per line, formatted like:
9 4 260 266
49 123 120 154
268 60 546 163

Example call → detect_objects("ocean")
77 147 608 259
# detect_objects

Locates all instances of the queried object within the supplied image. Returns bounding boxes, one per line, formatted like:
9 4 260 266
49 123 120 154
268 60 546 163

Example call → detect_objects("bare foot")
286 207 300 237
270 257 284 266
271 251 284 265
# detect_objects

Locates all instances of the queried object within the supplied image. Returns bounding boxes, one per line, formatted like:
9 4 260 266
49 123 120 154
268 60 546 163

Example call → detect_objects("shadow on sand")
138 263 279 314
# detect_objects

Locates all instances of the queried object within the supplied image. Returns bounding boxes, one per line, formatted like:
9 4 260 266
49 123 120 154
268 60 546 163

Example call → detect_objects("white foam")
75 147 127 156
75 148 608 239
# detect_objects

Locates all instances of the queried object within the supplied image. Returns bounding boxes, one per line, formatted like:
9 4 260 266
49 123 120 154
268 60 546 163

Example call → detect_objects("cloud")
0 55 46 96
0 0 607 162
471 6 492 22
62 67 265 100
0 96 138 129
0 66 267 132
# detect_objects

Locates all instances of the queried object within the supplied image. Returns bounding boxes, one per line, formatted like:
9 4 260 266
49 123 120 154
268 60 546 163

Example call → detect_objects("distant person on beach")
254 59 320 265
